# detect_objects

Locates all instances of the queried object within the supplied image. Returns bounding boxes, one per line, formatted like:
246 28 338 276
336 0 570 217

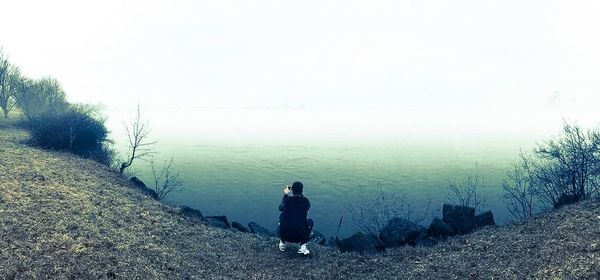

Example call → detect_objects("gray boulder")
337 232 383 254
248 222 275 237
129 177 158 200
442 204 476 234
178 206 204 220
379 218 426 247
205 216 230 229
472 210 495 229
427 217 455 237
231 221 250 233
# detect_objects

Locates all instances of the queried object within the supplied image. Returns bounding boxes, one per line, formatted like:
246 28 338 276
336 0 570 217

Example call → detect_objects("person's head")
291 181 304 195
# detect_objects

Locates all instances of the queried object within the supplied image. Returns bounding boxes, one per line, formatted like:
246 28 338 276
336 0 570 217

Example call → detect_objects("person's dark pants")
278 219 314 245
301 219 315 245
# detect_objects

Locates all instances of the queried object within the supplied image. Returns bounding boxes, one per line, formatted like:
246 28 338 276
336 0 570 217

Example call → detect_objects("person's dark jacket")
279 195 311 243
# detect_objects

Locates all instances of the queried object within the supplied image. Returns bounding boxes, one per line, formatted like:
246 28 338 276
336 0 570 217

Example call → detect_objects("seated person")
278 181 313 255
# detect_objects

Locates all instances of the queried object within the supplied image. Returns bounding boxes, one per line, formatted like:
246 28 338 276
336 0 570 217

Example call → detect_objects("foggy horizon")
1 1 599 125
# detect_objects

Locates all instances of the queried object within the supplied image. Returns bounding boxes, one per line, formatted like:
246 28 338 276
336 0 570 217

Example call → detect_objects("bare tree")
11 76 68 120
502 153 536 219
446 164 487 212
150 157 183 200
0 49 16 119
4 66 20 117
347 185 417 239
11 75 34 119
119 105 156 174
37 77 68 115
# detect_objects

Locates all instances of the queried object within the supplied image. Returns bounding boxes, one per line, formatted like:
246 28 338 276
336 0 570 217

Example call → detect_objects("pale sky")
1 1 600 119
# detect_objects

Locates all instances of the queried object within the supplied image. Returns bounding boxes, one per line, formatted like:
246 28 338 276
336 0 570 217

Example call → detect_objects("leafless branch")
347 185 416 239
530 121 600 208
446 164 487 213
150 157 183 201
119 105 157 174
0 49 16 119
502 153 537 219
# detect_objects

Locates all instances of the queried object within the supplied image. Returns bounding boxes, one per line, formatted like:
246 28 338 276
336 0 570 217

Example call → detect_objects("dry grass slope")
1 122 599 279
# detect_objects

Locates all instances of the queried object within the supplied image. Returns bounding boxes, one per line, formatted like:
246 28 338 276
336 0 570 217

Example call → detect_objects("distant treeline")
0 47 113 164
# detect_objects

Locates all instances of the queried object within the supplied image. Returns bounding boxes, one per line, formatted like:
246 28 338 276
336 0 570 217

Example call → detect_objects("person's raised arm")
279 185 291 211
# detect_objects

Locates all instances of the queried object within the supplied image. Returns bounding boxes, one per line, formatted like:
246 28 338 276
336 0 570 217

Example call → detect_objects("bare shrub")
446 164 487 212
150 157 183 201
502 154 536 219
530 121 600 208
501 122 600 218
347 185 418 238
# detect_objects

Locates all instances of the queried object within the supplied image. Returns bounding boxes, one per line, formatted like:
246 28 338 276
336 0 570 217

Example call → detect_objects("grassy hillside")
1 123 599 279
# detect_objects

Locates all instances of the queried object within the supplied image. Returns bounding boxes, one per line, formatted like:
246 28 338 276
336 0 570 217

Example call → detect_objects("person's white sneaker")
278 240 286 252
297 244 310 255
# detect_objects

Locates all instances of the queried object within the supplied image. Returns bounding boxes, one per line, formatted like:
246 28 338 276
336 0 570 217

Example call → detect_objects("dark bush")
27 106 114 165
